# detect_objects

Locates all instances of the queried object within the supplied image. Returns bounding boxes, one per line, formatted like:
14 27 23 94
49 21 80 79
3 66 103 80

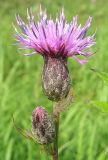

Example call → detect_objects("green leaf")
5 139 14 160
91 69 108 86
91 101 108 112
12 116 37 143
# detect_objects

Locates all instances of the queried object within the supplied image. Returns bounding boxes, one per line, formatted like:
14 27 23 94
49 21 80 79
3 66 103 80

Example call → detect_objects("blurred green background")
0 0 108 159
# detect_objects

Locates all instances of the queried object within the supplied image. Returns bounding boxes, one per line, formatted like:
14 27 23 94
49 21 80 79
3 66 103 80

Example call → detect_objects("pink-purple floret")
14 8 96 64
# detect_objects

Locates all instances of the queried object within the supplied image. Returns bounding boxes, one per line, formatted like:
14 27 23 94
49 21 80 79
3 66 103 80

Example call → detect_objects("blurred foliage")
91 69 108 113
0 0 108 160
92 69 108 86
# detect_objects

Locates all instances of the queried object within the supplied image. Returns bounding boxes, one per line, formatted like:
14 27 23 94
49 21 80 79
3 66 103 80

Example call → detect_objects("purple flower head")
14 7 96 64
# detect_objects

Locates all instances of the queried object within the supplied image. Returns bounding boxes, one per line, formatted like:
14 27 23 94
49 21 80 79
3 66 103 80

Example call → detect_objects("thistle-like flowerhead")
14 7 96 101
14 7 96 64
32 107 55 144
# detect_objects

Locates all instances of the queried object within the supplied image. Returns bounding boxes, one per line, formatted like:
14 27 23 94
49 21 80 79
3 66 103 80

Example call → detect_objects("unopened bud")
42 56 71 101
32 107 55 144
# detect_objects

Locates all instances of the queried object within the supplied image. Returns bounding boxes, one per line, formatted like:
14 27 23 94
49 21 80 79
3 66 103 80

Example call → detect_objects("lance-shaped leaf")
91 69 108 86
13 116 37 143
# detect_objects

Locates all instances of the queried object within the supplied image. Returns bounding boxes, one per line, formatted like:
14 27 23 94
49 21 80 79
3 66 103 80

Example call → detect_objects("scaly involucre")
32 107 55 144
14 7 96 64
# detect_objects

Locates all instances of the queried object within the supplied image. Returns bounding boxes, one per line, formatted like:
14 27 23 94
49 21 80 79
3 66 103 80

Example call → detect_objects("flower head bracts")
14 8 96 64
32 107 55 144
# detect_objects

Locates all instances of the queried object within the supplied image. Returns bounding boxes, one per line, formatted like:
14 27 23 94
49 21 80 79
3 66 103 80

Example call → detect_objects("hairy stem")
51 103 59 160
53 115 59 160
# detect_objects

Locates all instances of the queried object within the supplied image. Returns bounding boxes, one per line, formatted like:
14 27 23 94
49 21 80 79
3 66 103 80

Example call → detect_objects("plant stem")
52 111 59 160
50 89 73 160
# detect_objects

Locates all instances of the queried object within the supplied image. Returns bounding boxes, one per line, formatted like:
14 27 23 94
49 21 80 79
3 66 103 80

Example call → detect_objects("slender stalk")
53 115 59 160
51 103 59 160
51 89 73 160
